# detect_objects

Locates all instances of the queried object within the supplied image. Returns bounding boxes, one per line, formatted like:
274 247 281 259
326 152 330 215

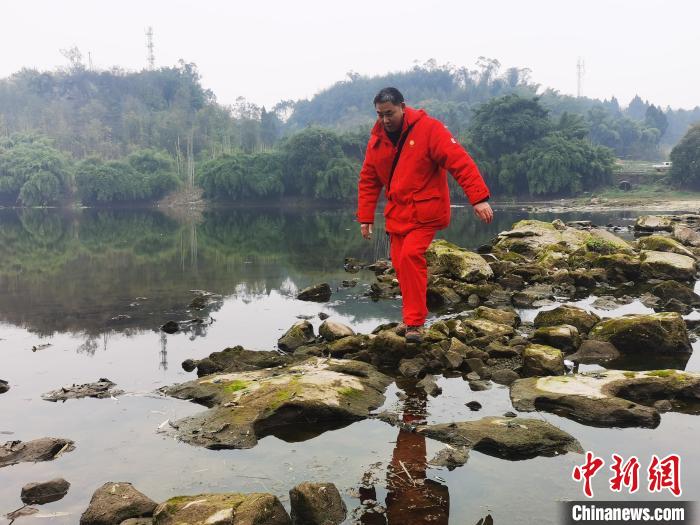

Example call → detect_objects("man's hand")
360 223 373 240
473 201 494 224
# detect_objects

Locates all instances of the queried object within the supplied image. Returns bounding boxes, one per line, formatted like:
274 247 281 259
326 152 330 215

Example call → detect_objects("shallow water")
0 205 697 524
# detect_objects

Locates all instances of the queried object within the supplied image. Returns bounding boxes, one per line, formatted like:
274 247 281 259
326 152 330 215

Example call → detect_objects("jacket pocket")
413 192 444 223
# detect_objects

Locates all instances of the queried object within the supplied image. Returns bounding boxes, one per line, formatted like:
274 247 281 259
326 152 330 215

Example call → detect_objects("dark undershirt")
384 123 489 205
386 127 401 147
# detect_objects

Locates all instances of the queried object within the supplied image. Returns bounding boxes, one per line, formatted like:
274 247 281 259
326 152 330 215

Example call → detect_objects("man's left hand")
473 201 493 224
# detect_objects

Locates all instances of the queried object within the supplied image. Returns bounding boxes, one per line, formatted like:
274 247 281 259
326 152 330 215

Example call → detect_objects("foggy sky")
3 0 699 110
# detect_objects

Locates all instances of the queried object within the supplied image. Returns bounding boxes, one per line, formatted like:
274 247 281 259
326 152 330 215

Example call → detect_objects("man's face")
375 101 405 133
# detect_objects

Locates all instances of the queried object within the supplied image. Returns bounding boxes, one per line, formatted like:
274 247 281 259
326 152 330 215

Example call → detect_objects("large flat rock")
417 416 583 460
164 358 392 449
153 493 290 525
510 369 700 428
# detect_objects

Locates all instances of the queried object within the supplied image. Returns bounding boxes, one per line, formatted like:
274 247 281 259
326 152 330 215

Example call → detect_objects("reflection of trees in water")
76 332 112 355
180 222 199 274
0 205 649 339
76 335 99 355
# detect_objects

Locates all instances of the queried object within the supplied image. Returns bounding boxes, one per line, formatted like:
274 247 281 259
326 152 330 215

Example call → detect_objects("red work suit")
356 106 490 326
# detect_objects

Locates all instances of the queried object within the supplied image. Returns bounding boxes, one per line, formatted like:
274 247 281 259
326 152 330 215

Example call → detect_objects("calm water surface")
0 205 697 524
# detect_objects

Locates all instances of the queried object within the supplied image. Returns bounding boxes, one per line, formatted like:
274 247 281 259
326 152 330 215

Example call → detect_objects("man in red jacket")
356 87 493 343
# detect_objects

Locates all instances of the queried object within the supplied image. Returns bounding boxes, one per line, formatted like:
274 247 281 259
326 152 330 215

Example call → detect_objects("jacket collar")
371 105 426 139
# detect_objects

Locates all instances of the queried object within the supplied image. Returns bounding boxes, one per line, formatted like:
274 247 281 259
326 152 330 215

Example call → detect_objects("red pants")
389 227 438 326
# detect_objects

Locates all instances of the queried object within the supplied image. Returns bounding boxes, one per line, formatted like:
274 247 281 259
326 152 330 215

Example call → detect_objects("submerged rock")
510 370 700 428
1 437 75 468
164 358 392 449
297 283 332 302
588 312 691 354
153 493 290 525
417 417 583 460
289 482 346 525
41 378 123 402
21 478 71 505
80 482 157 525
429 446 470 470
426 239 494 282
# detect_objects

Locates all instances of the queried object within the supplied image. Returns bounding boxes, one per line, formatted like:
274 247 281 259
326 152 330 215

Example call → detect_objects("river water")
0 205 697 524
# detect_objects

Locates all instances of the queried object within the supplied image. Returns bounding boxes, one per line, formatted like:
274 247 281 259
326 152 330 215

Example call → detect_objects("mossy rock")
510 369 700 428
473 306 520 327
637 235 695 257
426 239 493 282
640 250 697 281
153 492 290 525
534 305 600 334
278 320 315 352
593 253 641 281
417 416 582 460
522 344 565 376
531 324 581 354
588 312 691 354
164 357 392 450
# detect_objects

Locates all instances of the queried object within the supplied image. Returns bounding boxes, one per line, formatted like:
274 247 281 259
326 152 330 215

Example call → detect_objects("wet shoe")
405 325 424 343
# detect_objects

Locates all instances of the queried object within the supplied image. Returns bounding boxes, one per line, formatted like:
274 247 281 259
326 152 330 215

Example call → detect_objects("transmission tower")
577 57 585 97
146 27 155 70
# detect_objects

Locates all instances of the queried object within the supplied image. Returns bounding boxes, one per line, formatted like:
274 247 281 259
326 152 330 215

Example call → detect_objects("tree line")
1 56 699 205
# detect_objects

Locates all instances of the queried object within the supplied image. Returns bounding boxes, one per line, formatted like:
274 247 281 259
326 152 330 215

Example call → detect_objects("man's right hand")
360 223 373 240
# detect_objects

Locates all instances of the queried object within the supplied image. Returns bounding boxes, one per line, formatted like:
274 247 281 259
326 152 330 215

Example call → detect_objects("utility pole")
577 57 585 98
146 26 155 70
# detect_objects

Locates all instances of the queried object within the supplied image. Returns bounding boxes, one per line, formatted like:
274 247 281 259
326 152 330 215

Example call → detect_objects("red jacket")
356 106 490 235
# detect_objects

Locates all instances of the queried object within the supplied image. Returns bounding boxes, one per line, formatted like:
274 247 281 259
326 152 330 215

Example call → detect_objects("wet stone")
297 283 332 302
42 378 123 402
80 482 157 525
1 437 75 468
289 482 347 525
21 478 71 505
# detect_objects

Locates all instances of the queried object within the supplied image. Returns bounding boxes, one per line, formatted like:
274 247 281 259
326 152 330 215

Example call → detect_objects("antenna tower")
146 27 155 69
577 57 585 97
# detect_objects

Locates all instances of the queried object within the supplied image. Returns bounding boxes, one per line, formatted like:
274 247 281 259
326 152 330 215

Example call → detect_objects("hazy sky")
3 0 699 110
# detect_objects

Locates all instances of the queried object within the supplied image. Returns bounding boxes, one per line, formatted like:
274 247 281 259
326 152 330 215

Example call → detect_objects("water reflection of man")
357 87 493 344
357 380 449 524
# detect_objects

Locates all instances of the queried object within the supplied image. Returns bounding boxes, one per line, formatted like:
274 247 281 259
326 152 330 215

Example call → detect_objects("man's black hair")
373 87 404 106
